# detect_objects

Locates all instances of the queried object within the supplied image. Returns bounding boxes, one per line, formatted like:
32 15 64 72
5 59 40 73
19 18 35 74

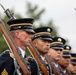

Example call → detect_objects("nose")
46 41 50 47
57 50 62 54
66 58 70 62
74 66 76 69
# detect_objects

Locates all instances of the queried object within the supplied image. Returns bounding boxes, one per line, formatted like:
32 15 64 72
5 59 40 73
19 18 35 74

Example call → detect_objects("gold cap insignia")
47 28 50 32
66 46 69 50
58 38 62 42
18 26 21 28
1 69 8 75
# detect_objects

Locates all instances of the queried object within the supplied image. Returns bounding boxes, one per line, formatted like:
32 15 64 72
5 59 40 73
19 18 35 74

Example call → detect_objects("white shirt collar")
18 47 25 58
63 70 66 73
53 62 58 67
40 55 45 61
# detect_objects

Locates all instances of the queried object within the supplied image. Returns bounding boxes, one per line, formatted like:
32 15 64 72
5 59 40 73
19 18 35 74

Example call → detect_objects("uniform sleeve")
0 51 15 75
27 57 39 75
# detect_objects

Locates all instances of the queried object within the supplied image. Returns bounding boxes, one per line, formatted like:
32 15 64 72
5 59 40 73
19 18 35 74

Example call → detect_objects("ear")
33 38 40 47
15 31 20 38
48 49 51 55
33 40 37 46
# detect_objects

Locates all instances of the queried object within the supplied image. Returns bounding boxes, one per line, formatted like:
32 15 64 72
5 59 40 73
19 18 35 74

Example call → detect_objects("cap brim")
62 55 71 58
24 29 35 34
50 44 63 50
32 34 53 42
71 61 76 65
51 47 63 50
40 37 53 42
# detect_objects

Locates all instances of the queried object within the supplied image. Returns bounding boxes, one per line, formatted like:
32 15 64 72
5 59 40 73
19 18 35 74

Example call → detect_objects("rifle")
45 54 61 75
28 42 49 75
0 3 30 75
0 3 15 20
0 3 49 75
0 20 30 75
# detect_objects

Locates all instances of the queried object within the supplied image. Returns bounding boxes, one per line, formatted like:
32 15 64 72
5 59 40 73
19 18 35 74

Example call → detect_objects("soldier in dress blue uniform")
67 53 76 75
47 36 66 75
0 18 38 75
32 27 53 75
71 53 76 66
58 45 71 75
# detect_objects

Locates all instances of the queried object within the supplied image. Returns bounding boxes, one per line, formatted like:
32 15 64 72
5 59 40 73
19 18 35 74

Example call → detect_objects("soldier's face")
48 48 62 61
67 63 76 74
58 57 70 68
73 66 76 74
33 38 50 55
15 30 34 46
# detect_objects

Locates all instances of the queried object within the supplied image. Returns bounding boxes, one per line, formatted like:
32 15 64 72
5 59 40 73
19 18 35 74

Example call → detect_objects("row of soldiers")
0 17 76 75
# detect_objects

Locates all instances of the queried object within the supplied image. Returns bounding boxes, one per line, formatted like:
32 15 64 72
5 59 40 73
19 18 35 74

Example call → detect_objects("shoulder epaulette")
0 49 15 58
27 55 34 61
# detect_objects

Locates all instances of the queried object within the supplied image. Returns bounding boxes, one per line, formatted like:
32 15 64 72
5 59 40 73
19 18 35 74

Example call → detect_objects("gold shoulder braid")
9 52 15 58
6 50 15 58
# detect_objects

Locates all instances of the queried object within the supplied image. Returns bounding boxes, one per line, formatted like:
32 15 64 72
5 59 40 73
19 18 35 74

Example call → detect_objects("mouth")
65 62 69 65
45 48 49 51
57 55 61 57
28 40 32 42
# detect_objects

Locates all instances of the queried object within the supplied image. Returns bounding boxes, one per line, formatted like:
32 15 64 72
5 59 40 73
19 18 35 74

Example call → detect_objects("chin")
44 51 48 54
56 58 60 61
25 43 30 46
42 52 47 55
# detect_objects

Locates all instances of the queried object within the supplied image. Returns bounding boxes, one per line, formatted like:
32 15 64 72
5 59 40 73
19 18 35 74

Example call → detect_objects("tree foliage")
26 2 58 36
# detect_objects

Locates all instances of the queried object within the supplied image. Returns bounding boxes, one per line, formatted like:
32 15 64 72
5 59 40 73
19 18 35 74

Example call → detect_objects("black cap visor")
10 25 35 34
71 59 76 65
40 37 53 42
32 34 52 42
62 54 71 58
24 29 35 34
50 44 63 51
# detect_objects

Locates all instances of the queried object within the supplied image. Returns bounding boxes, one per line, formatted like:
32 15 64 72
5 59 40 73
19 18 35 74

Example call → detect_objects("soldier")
67 53 76 75
32 26 53 75
46 36 66 75
0 18 38 75
58 45 71 75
